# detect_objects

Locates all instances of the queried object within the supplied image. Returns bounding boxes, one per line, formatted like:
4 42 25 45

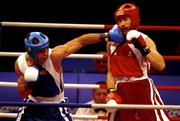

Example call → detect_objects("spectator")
74 81 108 121
93 51 108 73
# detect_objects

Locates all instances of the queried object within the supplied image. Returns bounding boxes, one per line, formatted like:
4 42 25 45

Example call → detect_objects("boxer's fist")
101 25 125 43
106 91 122 104
126 30 141 41
106 90 122 113
109 25 125 43
106 99 118 113
24 66 39 82
126 30 151 56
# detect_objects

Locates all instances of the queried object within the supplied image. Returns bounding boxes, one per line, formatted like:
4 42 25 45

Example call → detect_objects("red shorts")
109 78 170 121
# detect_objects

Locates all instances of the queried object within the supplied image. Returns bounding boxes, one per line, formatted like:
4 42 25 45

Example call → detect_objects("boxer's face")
35 48 49 63
116 16 132 34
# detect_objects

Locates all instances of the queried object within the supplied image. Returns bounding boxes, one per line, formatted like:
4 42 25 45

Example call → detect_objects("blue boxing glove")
109 24 125 43
100 24 125 43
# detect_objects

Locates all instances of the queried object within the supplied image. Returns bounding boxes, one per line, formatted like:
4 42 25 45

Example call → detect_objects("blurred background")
0 0 180 120
1 0 180 72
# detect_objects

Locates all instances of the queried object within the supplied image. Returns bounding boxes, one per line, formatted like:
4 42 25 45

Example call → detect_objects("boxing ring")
2 22 180 30
0 21 180 120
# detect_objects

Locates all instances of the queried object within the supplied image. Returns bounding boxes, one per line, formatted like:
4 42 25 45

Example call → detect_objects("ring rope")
163 56 180 61
0 113 179 121
0 102 179 110
0 82 100 89
0 52 180 61
0 52 104 59
0 81 180 90
2 22 180 31
0 113 16 118
156 86 180 91
0 113 99 119
1 22 106 30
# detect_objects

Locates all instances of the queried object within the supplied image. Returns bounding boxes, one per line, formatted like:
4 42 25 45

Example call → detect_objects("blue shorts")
16 98 72 121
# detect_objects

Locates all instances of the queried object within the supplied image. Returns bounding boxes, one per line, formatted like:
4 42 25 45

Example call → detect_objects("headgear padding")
114 3 140 28
24 32 49 61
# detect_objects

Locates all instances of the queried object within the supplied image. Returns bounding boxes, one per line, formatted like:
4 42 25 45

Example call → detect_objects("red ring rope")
97 116 180 121
163 56 180 61
102 53 180 61
156 86 180 91
99 84 180 91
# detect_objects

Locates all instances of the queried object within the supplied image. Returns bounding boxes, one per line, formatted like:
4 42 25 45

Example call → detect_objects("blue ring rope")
0 101 92 108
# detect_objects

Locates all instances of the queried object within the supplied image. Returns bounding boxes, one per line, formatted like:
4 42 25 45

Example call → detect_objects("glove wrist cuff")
141 47 151 56
108 88 116 93
100 33 109 42
100 32 108 38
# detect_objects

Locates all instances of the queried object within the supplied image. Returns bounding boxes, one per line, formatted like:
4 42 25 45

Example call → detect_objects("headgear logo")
28 47 31 51
116 11 124 16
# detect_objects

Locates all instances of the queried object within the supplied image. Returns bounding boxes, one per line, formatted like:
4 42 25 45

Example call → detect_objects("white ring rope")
0 52 22 57
0 101 179 110
0 81 100 89
0 82 17 87
0 113 99 119
0 52 104 59
64 84 99 89
0 113 17 118
71 114 99 119
92 104 180 110
0 113 180 121
1 22 105 29
0 113 180 120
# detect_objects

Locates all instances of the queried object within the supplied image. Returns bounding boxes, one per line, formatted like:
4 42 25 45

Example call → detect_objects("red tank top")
110 43 146 78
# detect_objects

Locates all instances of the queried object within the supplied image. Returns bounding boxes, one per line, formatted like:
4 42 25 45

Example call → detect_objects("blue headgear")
24 32 49 61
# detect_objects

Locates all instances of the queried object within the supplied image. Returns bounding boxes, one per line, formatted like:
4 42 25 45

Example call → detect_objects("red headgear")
114 3 140 28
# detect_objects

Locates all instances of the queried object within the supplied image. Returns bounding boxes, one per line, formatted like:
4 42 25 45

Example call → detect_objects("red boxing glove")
126 30 151 56
106 90 122 104
106 89 122 113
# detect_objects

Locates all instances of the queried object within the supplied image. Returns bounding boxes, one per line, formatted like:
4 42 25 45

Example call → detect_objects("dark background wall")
1 0 180 72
